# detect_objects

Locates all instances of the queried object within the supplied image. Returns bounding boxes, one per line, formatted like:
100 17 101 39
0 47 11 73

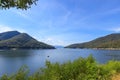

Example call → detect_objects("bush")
1 55 120 80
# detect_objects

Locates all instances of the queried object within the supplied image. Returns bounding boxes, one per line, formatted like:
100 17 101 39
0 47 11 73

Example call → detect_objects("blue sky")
0 0 120 46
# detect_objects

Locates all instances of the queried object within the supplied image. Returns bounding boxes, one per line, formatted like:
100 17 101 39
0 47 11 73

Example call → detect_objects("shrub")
1 55 120 80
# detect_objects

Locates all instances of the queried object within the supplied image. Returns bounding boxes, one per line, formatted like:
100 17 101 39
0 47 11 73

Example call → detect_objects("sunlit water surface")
0 48 120 76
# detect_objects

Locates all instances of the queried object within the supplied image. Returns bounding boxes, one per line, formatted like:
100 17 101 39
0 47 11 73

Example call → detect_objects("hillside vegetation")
0 55 120 80
0 31 20 41
66 33 120 49
0 31 55 49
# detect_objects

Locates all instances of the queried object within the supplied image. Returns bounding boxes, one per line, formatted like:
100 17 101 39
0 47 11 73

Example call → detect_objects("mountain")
0 31 20 41
0 31 55 49
65 33 120 49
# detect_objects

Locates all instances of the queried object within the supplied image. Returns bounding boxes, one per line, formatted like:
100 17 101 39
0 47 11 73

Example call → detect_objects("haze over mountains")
54 45 64 48
65 33 120 49
1 31 120 49
0 31 55 49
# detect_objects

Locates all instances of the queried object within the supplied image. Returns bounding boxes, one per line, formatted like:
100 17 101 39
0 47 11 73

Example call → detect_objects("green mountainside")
0 31 20 40
0 31 55 49
65 33 120 48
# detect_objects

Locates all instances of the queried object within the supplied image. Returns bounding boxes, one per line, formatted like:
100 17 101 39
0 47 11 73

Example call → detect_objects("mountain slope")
0 31 20 41
65 33 120 48
0 31 55 49
97 40 120 48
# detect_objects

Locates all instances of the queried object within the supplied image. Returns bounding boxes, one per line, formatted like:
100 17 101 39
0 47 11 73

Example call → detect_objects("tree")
0 0 38 10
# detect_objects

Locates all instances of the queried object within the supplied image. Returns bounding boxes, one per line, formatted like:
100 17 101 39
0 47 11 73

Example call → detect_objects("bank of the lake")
0 48 120 76
0 55 120 80
67 48 120 50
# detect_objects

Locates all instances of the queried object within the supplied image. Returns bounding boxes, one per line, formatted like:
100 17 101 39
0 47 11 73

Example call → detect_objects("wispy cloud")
108 27 120 32
0 24 26 33
41 38 67 46
33 0 73 30
10 9 42 27
60 11 72 24
77 7 120 22
11 10 31 20
0 25 13 33
36 32 93 46
15 11 30 19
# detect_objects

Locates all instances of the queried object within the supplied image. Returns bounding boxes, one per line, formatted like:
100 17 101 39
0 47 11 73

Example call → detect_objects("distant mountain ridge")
0 31 55 49
65 33 120 49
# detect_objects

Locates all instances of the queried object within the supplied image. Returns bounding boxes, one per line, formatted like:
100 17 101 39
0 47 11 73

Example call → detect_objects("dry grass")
112 73 120 80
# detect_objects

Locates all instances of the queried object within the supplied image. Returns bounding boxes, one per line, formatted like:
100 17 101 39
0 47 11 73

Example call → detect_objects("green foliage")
1 55 120 80
103 61 120 74
13 65 29 80
0 65 29 80
0 74 9 80
0 0 38 10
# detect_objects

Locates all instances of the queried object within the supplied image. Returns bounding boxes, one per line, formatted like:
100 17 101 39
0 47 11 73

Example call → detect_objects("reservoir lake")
0 48 120 76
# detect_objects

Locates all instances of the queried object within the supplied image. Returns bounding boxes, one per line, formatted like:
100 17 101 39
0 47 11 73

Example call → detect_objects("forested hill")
0 31 55 49
0 31 20 40
65 33 120 48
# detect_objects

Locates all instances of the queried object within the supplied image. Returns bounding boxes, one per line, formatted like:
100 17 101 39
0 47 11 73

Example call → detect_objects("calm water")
0 48 120 76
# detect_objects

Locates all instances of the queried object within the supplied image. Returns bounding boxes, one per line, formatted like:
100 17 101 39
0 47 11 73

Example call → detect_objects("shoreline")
90 48 120 50
65 47 120 50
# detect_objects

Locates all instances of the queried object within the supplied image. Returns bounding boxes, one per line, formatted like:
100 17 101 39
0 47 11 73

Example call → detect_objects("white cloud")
10 9 33 21
109 27 120 32
40 38 67 46
37 32 92 46
0 24 26 33
12 10 31 19
0 25 13 33
15 11 30 19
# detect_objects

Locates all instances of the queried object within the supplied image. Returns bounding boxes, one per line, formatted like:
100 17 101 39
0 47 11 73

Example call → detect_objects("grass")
111 73 120 80
0 55 120 80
